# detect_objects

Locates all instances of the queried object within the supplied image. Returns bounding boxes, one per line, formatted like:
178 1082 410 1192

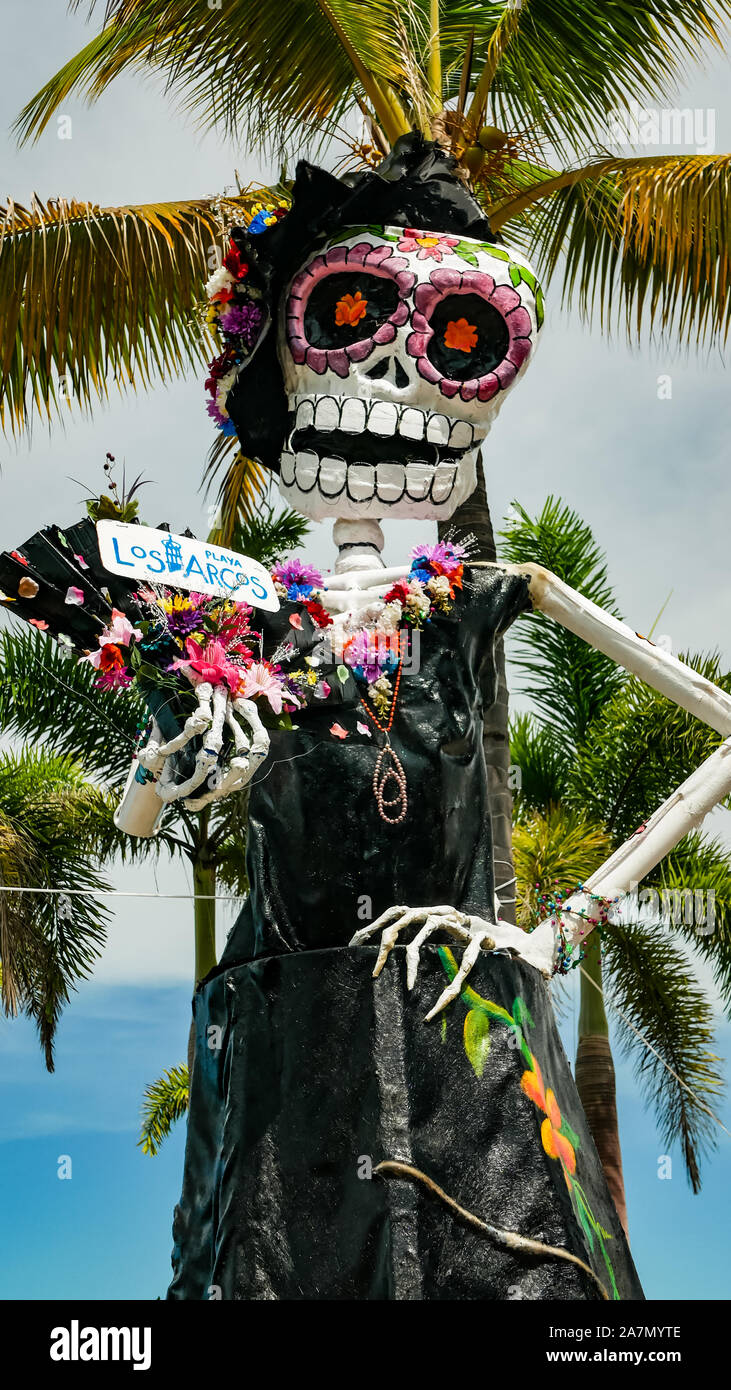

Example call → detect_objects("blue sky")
1 2 730 1301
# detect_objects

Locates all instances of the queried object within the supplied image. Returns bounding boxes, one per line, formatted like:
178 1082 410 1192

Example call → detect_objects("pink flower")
103 609 142 648
397 229 460 261
240 661 284 714
172 638 245 694
65 586 85 606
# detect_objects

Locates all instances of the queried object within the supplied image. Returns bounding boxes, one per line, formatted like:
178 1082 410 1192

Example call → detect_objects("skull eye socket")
303 272 400 349
426 293 509 382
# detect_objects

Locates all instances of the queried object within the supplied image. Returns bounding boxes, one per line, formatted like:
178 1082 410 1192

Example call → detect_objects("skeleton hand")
135 683 269 812
349 905 555 1020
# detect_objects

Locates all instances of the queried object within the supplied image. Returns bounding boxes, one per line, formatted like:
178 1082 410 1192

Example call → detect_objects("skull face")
278 225 543 521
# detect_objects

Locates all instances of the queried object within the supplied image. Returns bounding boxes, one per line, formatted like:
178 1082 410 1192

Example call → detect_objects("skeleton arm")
506 561 731 969
355 560 731 1015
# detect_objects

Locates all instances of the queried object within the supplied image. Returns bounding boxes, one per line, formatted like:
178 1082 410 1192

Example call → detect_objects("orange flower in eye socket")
335 290 368 327
444 317 478 352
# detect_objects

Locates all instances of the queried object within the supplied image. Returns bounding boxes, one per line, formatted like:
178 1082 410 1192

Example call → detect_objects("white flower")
405 591 430 619
205 265 235 299
428 574 451 598
376 601 402 633
215 367 239 413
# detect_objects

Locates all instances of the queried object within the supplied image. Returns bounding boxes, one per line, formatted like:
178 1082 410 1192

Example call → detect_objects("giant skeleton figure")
130 141 731 1297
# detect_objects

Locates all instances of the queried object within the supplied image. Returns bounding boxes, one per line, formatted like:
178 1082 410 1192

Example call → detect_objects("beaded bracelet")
527 881 620 977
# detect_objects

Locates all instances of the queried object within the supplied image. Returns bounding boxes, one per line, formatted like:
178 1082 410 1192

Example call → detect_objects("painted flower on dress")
521 1055 577 1176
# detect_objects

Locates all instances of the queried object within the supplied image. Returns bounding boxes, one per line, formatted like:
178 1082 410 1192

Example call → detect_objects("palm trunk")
188 808 218 1075
575 931 628 1236
439 464 517 923
193 857 217 984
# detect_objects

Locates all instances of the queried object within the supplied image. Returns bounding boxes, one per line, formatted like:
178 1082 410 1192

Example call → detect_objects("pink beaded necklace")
358 660 408 825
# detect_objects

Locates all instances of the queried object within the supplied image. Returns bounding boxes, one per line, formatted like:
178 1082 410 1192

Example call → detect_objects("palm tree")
0 745 116 1068
4 0 730 913
0 505 310 1069
502 497 731 1232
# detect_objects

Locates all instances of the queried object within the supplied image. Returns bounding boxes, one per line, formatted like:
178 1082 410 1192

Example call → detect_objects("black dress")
167 564 643 1301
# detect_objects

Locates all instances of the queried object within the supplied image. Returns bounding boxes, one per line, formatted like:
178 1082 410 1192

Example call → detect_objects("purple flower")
166 608 202 637
409 539 465 567
343 630 397 685
206 398 238 434
218 301 264 345
272 558 324 593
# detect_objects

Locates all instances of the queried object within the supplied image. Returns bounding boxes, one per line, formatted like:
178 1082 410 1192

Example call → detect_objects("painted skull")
278 225 543 521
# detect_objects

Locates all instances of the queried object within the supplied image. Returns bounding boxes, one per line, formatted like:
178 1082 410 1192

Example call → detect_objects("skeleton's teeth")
404 462 433 500
280 450 296 486
426 413 450 445
295 450 319 489
295 398 315 430
347 464 376 501
368 401 399 436
431 464 457 503
318 457 347 497
449 420 473 449
340 397 367 433
399 408 425 441
376 463 405 502
314 397 340 432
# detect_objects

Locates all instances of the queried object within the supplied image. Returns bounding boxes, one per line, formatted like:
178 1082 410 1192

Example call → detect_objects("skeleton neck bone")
324 519 403 619
332 518 385 576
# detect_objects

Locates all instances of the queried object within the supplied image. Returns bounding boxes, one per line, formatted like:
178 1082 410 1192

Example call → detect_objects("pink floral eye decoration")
286 242 415 378
406 267 534 403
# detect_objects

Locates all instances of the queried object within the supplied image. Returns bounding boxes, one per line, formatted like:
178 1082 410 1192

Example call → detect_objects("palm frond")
492 155 731 346
513 802 612 927
499 497 626 744
0 748 113 1068
30 0 731 159
17 1 415 153
138 1063 189 1155
441 0 731 152
203 435 270 546
509 712 572 816
225 504 312 571
651 831 731 1012
0 192 261 433
601 918 724 1190
0 626 145 786
569 653 731 840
